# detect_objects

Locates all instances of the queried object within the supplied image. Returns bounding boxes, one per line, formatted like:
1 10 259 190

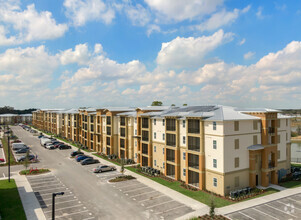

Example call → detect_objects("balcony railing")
120 128 126 137
166 119 176 131
166 149 175 162
107 127 111 136
142 131 149 142
120 117 126 126
142 144 148 154
268 161 275 168
120 139 125 148
188 119 200 134
106 116 111 125
268 127 275 134
142 118 149 129
188 136 200 152
166 133 176 147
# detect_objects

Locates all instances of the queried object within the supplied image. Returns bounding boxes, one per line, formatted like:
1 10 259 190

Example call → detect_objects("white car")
45 143 55 149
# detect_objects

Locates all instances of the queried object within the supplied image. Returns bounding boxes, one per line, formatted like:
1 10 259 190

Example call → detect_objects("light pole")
52 192 64 220
4 129 11 182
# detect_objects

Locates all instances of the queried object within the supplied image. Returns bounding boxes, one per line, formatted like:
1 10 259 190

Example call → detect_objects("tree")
151 101 163 106
120 159 125 174
23 151 30 170
183 104 188 106
171 104 175 106
209 195 216 219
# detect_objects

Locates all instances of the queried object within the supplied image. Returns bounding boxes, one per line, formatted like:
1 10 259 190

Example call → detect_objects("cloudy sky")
0 0 301 109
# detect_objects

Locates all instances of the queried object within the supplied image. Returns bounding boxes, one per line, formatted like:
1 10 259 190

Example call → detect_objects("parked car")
93 165 116 173
16 148 30 154
81 158 99 165
75 154 85 159
70 151 84 157
12 140 22 143
17 154 35 162
0 158 4 162
59 144 71 150
38 135 44 139
12 143 29 151
76 155 91 162
46 143 56 149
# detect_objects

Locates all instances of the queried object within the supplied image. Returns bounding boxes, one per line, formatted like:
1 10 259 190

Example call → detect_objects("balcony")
142 118 149 129
166 164 175 178
106 116 111 125
188 136 200 152
142 143 148 154
268 161 275 169
166 133 176 147
166 119 176 131
166 149 175 162
106 127 111 136
106 137 111 146
120 117 126 126
268 127 275 134
120 128 126 137
142 130 149 142
120 138 125 149
188 119 200 134
188 153 199 169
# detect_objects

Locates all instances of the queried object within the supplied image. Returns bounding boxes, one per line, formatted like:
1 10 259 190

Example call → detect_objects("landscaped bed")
126 166 279 208
0 179 27 220
190 215 229 220
279 180 301 188
109 175 136 182
19 168 50 175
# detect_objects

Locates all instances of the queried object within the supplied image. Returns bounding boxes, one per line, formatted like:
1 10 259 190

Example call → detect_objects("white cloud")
244 51 255 60
238 38 246 46
124 3 151 26
64 0 115 26
256 6 264 19
0 1 68 45
144 0 223 22
59 43 91 65
146 24 161 36
194 5 250 31
156 29 234 69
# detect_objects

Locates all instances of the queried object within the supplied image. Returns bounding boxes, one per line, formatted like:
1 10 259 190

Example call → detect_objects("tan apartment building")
32 105 292 196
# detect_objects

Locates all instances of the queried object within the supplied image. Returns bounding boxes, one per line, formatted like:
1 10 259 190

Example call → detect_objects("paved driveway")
226 193 301 220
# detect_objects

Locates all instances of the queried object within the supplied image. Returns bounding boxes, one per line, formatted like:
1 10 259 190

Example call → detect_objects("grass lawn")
0 179 26 220
292 163 301 168
93 153 121 166
1 137 16 164
244 188 279 201
126 167 234 208
280 181 301 188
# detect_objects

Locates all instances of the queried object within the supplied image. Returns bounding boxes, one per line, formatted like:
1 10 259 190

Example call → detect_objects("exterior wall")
152 142 165 174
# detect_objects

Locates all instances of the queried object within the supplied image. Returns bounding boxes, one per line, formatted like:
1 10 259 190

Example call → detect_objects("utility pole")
5 129 11 182
52 192 64 220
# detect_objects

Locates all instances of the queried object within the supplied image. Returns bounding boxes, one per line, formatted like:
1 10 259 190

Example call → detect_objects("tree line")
0 106 37 115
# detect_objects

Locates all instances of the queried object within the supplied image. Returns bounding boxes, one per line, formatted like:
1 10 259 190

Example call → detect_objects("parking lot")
27 173 95 220
226 193 301 220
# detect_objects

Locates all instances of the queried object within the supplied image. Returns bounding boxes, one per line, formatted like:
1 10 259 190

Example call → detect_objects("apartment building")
32 105 291 196
0 114 32 124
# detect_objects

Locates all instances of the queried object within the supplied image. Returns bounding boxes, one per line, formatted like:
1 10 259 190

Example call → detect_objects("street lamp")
52 192 64 220
4 129 11 182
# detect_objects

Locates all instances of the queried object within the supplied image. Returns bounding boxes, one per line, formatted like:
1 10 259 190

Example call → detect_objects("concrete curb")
13 174 47 220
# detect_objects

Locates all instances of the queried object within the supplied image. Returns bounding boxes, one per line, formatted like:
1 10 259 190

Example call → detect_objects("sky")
0 0 301 109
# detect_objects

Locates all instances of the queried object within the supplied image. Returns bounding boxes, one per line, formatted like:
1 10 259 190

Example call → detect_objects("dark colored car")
53 143 64 148
70 151 84 157
76 155 91 162
59 144 71 150
0 158 4 162
38 135 44 139
93 165 116 173
81 158 99 165
16 148 30 154
17 154 35 162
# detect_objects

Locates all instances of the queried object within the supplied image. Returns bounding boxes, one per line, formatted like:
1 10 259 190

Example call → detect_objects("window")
163 119 165 126
234 121 239 131
163 148 165 154
135 118 137 123
183 120 186 128
163 162 165 169
213 178 217 187
213 140 217 149
135 141 137 147
235 157 239 168
286 119 288 126
213 159 217 168
213 122 217 130
253 135 258 145
135 129 137 135
154 132 156 139
135 153 137 158
235 176 239 187
183 169 186 176
278 150 280 159
183 152 186 160
253 121 258 130
183 136 186 144
154 119 156 125
154 160 157 166
278 135 280 144
235 139 239 149
286 133 288 141
154 146 156 152
277 119 280 128
163 133 165 140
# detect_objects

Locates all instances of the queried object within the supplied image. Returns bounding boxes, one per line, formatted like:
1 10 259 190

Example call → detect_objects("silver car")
93 165 116 173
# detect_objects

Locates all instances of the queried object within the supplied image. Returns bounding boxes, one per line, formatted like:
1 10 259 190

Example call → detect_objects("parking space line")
130 190 156 198
30 180 59 186
46 199 78 206
44 204 82 213
276 200 301 210
139 194 165 203
155 204 186 215
28 178 57 183
115 183 142 189
38 194 74 202
144 199 173 209
123 186 149 193
82 217 95 220
252 208 279 220
239 211 256 220
51 209 89 219
32 183 64 190
287 197 301 203
264 204 297 218
35 186 66 192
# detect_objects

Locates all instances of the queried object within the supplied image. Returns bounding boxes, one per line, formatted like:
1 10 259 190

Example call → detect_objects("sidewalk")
1 173 46 220
217 186 301 215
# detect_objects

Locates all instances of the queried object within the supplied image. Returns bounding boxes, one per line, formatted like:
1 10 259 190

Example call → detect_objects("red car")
0 158 5 162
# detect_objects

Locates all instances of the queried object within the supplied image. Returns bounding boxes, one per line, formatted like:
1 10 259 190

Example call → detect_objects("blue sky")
0 0 301 109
